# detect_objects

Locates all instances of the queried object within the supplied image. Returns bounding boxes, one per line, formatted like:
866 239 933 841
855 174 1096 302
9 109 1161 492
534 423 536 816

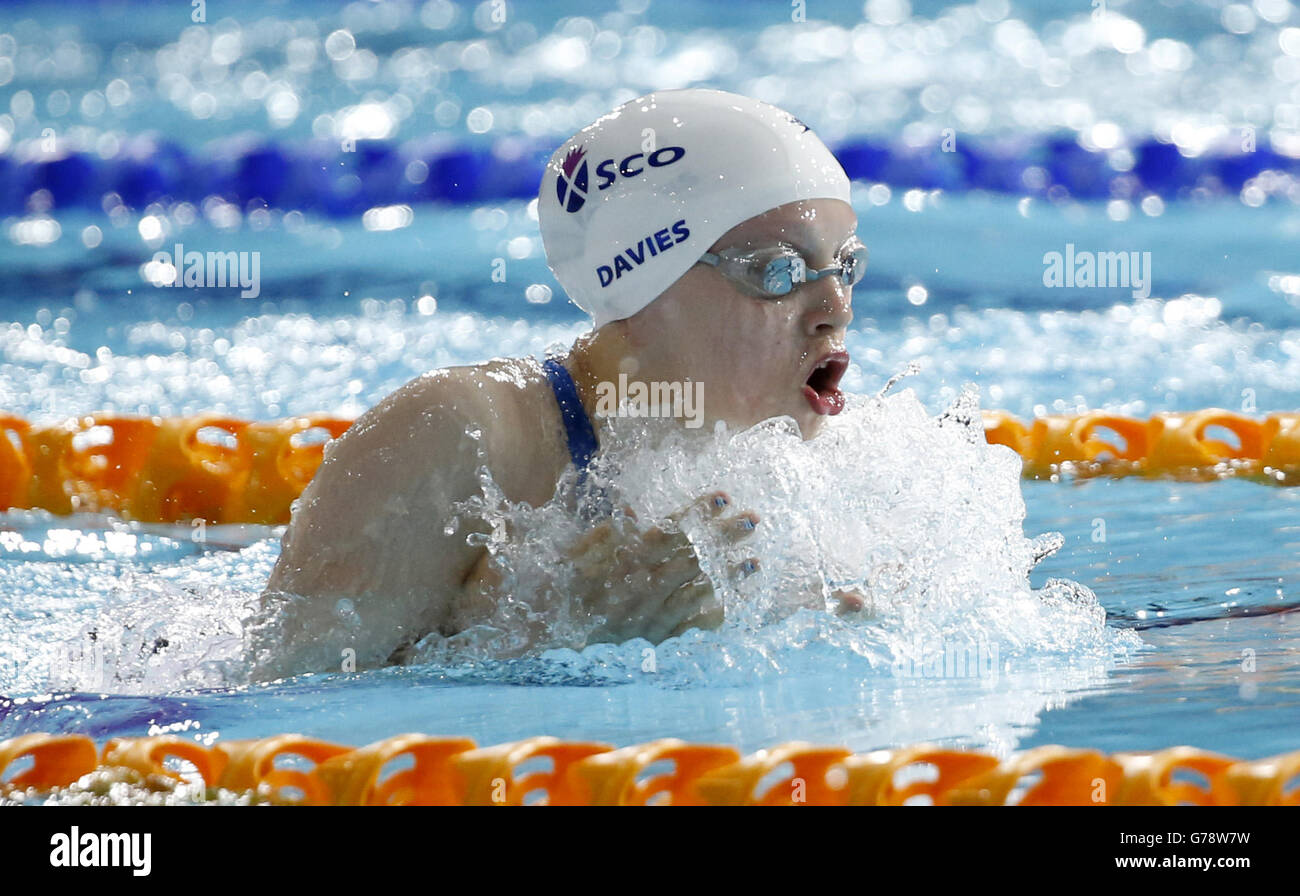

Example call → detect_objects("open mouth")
802 351 849 416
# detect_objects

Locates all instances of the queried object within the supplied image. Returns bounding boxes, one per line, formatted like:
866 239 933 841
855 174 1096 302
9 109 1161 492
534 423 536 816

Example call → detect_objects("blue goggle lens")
758 243 867 296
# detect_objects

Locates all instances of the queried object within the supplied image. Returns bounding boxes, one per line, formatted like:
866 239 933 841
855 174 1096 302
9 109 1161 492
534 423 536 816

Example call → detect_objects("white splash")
24 373 1140 701
406 373 1141 678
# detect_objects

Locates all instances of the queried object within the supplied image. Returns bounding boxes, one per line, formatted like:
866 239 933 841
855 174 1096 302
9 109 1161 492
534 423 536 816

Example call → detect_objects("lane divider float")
2 732 1297 805
0 408 1297 525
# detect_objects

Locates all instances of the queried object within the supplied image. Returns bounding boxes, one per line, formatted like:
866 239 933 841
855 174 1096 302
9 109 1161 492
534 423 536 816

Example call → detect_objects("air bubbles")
361 204 414 232
105 78 130 106
975 0 1010 23
137 215 164 242
324 29 356 62
46 89 70 117
470 206 509 230
404 159 429 184
541 35 589 72
211 31 242 65
1099 14 1146 54
1089 121 1122 150
9 215 61 246
1256 0 1291 24
266 89 300 127
866 0 913 27
1021 167 1048 190
1274 30 1300 68
337 102 395 139
919 84 951 113
1149 38 1193 72
9 89 34 118
867 184 892 206
1107 148 1135 172
466 106 494 133
1221 4 1257 34
1139 194 1165 216
422 0 458 30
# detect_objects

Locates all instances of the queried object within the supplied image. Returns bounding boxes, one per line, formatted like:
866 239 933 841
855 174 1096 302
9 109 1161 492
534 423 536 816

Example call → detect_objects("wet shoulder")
395 357 569 505
395 357 546 429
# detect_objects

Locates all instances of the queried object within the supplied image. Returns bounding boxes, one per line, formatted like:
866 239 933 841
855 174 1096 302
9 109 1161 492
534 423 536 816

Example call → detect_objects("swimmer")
258 88 869 673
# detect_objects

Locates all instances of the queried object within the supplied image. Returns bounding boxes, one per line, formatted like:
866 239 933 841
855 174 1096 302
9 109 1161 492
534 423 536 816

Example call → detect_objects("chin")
796 411 827 440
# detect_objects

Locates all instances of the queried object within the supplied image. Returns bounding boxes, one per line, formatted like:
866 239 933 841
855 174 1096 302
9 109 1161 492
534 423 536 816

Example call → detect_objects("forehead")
715 199 857 252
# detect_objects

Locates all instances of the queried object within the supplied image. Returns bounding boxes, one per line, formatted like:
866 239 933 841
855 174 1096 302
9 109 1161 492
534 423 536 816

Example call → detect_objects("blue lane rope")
4 134 1296 215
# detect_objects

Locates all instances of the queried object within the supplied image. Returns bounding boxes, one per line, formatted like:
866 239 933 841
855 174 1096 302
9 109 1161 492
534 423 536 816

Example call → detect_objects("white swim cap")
538 88 852 328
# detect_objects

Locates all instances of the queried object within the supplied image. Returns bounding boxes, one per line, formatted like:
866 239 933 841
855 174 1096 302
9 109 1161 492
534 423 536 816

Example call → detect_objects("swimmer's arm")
451 548 502 626
440 543 561 657
259 370 500 667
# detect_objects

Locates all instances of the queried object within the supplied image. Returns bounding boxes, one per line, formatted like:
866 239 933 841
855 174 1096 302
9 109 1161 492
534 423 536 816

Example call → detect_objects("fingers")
567 503 640 558
641 491 746 563
567 490 765 645
656 574 719 641
666 575 725 638
626 496 759 594
569 522 619 581
569 506 654 580
638 493 720 552
628 492 759 548
832 588 871 616
646 550 759 590
651 539 703 594
567 517 615 557
686 491 761 544
663 491 732 529
723 510 760 544
663 491 749 524
662 491 760 544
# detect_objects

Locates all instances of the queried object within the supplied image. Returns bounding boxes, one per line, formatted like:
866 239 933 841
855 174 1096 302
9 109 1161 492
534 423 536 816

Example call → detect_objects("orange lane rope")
0 409 1298 525
2 733 1297 805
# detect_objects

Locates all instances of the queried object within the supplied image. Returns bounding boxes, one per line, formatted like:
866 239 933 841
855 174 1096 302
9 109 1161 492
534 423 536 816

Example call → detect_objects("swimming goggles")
697 235 868 298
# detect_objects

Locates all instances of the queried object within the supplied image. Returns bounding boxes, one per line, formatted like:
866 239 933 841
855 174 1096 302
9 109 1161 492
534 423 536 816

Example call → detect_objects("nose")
800 275 853 336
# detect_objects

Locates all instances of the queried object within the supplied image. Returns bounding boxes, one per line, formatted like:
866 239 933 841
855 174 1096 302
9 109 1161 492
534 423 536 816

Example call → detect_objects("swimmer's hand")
570 491 761 644
831 588 872 616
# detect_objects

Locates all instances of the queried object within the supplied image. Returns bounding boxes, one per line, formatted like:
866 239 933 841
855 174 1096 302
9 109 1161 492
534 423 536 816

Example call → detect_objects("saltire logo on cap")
556 145 589 213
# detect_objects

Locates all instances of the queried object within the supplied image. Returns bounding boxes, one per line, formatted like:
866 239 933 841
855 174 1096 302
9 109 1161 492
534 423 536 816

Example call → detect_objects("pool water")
3 0 1300 762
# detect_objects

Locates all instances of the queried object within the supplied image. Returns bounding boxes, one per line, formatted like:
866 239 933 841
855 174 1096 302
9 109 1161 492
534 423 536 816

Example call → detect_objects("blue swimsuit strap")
542 358 599 470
